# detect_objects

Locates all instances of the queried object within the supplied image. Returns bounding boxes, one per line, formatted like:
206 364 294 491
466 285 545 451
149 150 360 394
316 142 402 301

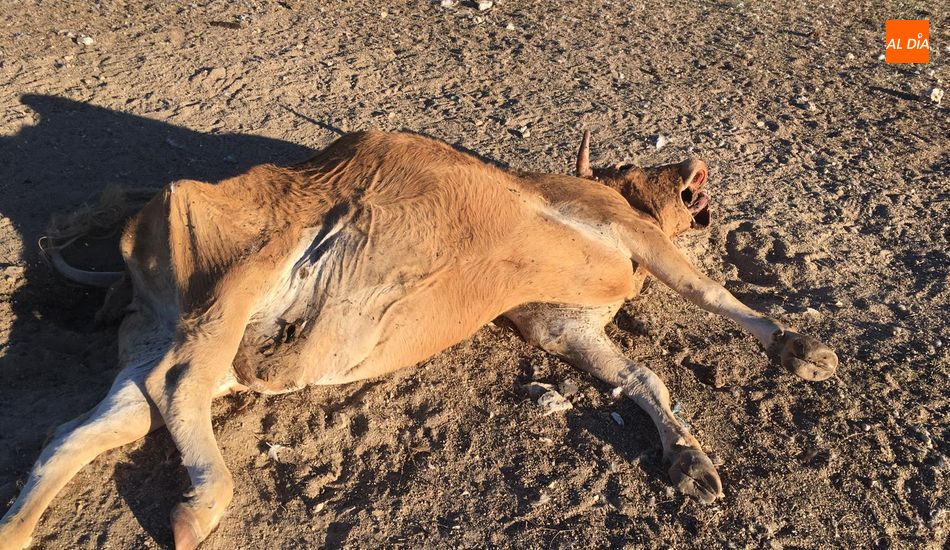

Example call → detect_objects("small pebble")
804 307 821 320
522 381 554 399
477 0 494 11
514 125 530 138
792 95 816 111
611 412 625 426
558 378 580 397
846 53 855 60
928 87 944 105
655 134 669 149
440 0 456 7
538 390 573 416
77 35 95 46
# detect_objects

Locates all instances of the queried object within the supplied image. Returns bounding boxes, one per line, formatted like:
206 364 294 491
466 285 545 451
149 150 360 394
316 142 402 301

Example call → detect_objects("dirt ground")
1 0 947 548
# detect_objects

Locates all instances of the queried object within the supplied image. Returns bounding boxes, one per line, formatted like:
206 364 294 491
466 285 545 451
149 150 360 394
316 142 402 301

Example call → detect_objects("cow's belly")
231 259 517 392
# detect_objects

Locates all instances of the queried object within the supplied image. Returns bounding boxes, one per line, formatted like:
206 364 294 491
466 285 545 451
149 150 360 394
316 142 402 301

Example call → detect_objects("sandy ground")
1 0 948 548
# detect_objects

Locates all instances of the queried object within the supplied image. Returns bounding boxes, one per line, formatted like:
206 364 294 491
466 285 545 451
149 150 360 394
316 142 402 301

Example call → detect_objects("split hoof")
170 503 209 550
667 447 723 504
775 331 838 381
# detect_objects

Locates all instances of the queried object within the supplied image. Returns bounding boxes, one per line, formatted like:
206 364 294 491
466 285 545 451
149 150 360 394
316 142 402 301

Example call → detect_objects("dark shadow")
0 94 313 543
867 85 922 103
111 430 188 547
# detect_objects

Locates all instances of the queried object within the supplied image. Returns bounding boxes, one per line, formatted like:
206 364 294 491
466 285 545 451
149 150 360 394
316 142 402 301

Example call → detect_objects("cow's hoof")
775 331 838 381
170 504 205 550
667 447 723 504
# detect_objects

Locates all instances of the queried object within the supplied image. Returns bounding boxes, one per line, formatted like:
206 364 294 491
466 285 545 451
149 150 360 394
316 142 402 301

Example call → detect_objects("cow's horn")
38 237 124 288
576 130 593 179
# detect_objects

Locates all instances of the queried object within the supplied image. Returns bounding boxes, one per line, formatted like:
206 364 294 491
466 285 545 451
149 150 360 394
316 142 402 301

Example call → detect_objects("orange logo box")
886 20 930 64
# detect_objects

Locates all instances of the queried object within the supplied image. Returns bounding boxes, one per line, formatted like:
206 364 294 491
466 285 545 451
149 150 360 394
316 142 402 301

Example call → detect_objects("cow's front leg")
145 307 249 550
506 304 723 503
615 219 839 380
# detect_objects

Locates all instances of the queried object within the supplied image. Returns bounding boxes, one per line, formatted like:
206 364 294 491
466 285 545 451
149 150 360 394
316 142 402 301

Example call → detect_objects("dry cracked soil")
0 1 947 549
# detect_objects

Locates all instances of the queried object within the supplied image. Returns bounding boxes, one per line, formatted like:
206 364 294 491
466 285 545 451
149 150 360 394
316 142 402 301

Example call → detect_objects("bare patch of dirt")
0 1 946 548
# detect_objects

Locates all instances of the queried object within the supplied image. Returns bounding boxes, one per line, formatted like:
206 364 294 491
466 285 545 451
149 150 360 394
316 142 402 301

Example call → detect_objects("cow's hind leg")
506 304 723 503
0 365 163 550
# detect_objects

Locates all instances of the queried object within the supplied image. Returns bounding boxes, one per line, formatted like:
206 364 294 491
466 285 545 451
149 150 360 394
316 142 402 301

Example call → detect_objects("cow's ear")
575 130 594 179
678 158 707 189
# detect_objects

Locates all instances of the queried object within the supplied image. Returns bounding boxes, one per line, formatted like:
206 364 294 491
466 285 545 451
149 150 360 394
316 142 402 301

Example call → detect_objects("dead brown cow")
0 130 838 549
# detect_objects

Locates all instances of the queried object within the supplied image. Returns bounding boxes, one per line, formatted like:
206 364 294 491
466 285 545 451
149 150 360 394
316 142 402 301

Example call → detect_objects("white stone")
538 390 573 416
611 411 625 426
928 87 944 105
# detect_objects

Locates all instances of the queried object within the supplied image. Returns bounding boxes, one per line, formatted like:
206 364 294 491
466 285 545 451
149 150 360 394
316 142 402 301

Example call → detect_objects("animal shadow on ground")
0 94 313 544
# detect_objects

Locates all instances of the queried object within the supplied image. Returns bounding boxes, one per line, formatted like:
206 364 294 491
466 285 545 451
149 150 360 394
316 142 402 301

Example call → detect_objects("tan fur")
0 130 838 549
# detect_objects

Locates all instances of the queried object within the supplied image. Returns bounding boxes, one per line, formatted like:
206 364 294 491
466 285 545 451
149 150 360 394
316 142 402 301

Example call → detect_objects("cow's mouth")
682 188 711 228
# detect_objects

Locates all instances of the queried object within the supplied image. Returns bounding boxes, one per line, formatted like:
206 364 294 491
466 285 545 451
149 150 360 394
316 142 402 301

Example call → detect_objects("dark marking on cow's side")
165 363 189 394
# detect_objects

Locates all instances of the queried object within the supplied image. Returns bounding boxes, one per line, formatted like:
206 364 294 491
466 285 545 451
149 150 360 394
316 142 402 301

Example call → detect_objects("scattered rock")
804 307 821 320
505 22 515 31
514 125 531 138
611 411 625 426
655 134 669 149
537 390 573 416
927 87 944 105
477 0 494 11
846 52 855 60
792 95 816 111
522 381 554 399
440 0 457 8
77 35 95 46
558 378 580 397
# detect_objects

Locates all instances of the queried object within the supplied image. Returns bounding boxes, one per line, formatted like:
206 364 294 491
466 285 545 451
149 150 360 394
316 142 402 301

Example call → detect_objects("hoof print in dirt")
773 330 839 381
667 447 723 504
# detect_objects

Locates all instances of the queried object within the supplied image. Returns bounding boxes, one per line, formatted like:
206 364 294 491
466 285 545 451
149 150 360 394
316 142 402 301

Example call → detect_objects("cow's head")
575 131 711 237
